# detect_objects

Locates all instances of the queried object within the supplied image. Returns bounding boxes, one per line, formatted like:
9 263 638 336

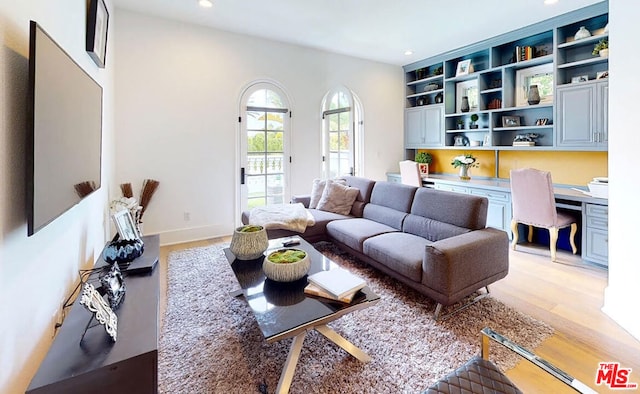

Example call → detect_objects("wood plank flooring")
159 238 640 393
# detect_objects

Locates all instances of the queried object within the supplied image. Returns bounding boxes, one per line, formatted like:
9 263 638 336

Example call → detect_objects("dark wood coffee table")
225 237 380 394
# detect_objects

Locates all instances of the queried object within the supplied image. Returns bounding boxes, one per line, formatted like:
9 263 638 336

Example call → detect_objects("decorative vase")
102 238 145 266
435 92 443 103
599 48 609 58
263 249 311 282
527 85 541 105
574 26 591 40
230 225 269 260
461 96 470 112
459 165 470 180
418 163 429 176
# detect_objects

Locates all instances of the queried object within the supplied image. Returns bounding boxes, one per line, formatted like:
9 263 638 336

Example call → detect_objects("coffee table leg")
276 331 307 394
315 324 371 363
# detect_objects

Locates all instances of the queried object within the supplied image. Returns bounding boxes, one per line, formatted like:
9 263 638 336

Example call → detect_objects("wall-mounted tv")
27 21 103 236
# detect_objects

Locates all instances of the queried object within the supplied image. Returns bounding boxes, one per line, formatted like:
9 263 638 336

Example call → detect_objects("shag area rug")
159 242 553 394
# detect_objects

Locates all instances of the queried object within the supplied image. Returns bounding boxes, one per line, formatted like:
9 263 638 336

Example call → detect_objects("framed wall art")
455 59 472 76
502 116 521 127
456 79 478 113
86 0 109 68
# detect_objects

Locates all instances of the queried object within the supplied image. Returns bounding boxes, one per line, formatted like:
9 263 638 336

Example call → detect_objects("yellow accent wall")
420 149 608 185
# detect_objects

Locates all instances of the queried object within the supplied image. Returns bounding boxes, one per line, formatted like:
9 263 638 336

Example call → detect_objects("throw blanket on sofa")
249 203 315 233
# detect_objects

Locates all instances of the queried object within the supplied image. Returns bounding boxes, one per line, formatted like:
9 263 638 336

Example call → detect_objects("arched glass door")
322 88 363 178
239 83 290 214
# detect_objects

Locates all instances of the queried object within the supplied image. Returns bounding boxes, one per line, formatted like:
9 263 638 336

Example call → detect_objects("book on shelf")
513 141 535 146
307 267 366 299
304 283 362 304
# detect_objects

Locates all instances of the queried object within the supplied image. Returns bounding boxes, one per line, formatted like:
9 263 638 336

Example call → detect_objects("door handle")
240 167 245 185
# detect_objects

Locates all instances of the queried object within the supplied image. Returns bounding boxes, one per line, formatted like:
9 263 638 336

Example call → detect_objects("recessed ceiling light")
544 0 558 5
199 0 213 8
404 50 414 56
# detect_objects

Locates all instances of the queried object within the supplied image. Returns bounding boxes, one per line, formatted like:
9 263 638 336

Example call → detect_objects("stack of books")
515 46 535 62
304 268 366 303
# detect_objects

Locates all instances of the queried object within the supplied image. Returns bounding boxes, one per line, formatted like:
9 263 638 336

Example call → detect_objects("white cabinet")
556 81 608 149
582 203 608 266
468 188 512 235
404 105 443 148
434 183 512 236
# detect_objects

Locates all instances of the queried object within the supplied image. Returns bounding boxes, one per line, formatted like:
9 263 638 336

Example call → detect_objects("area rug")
159 242 553 393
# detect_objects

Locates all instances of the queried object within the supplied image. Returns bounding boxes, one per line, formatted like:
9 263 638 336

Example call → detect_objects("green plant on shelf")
415 151 432 164
470 114 479 129
592 38 608 56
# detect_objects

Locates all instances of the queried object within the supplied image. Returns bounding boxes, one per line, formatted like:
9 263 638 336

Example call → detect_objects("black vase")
102 238 144 266
461 96 470 112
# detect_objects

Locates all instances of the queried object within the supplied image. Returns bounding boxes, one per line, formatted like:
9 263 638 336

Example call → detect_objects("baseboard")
154 225 231 246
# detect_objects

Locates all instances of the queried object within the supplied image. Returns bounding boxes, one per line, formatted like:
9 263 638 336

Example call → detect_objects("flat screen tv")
27 21 103 236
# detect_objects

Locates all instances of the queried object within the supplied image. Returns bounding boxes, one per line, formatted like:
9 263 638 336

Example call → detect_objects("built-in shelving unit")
403 1 608 157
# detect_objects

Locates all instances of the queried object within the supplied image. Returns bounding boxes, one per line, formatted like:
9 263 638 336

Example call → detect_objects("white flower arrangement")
451 154 479 168
110 197 142 222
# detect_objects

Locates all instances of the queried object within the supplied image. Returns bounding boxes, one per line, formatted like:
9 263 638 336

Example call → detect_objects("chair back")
510 168 559 227
399 160 422 187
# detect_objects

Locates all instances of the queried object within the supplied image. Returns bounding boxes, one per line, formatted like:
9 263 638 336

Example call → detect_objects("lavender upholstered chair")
510 168 577 262
399 160 422 187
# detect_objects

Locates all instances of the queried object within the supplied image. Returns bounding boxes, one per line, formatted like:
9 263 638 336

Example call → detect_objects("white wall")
113 10 405 245
603 0 640 340
0 1 114 392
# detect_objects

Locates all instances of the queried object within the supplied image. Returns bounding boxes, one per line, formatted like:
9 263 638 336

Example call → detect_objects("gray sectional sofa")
242 176 510 318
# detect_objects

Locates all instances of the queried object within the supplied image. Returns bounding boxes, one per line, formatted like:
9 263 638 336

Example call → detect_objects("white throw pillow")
309 178 346 209
316 180 359 216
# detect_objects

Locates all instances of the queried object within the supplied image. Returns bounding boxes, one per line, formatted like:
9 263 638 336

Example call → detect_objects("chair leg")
510 219 519 250
549 227 559 262
527 225 533 243
569 223 578 254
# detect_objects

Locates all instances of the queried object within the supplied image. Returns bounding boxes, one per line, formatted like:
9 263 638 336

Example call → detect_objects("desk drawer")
587 216 608 230
586 204 608 218
434 184 468 194
469 188 510 202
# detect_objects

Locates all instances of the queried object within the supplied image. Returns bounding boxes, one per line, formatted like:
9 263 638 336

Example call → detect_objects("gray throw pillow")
316 180 359 215
309 178 345 209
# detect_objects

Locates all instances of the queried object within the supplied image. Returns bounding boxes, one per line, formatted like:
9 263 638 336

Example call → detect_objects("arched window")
321 87 363 178
238 82 291 214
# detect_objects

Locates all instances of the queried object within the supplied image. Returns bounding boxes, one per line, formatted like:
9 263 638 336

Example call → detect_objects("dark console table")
27 234 160 394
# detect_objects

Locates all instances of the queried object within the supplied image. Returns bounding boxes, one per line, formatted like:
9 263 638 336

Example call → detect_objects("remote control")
283 238 301 247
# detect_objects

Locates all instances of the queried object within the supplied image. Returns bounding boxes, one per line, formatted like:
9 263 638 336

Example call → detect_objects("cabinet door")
556 84 596 147
423 105 443 146
584 227 608 266
597 82 609 147
405 107 425 148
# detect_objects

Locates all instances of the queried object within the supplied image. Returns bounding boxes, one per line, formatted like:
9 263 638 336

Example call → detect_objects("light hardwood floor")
159 239 640 393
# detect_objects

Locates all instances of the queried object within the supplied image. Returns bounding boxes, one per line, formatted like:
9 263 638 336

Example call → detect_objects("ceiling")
112 0 603 66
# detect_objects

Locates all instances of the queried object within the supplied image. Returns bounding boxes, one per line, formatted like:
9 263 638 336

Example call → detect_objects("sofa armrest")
422 228 509 300
291 194 311 208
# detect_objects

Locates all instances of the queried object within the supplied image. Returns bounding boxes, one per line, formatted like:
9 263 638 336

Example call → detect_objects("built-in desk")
387 173 608 266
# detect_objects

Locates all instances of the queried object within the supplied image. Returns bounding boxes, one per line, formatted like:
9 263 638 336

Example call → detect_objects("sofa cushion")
362 182 416 229
309 178 346 209
403 214 470 242
317 180 359 215
410 187 488 230
326 218 398 253
340 176 375 217
363 232 431 282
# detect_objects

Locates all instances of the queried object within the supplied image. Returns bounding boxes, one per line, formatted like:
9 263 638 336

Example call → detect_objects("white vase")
459 165 470 180
574 26 591 40
599 48 609 58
